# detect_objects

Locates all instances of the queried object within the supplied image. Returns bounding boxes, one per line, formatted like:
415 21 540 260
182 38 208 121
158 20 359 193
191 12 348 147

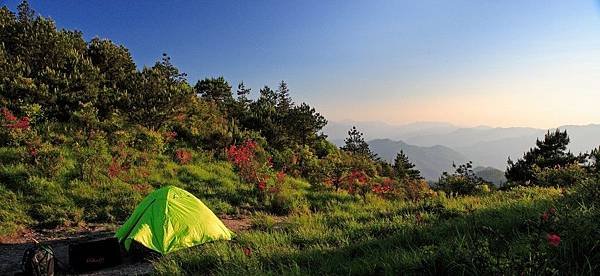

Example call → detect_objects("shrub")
25 177 83 227
438 162 489 195
533 163 588 187
0 107 33 146
341 170 370 200
226 140 272 191
402 178 432 202
175 148 193 164
133 126 165 154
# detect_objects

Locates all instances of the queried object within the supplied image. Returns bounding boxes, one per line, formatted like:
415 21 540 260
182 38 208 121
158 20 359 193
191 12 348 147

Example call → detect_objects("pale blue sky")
6 0 600 127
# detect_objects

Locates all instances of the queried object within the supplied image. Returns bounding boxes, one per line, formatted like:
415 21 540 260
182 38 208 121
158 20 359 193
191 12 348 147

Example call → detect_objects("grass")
1 143 599 274
153 187 571 275
0 145 256 234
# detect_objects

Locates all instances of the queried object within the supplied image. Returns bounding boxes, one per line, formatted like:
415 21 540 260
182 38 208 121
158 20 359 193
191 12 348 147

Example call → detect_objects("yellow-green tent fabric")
115 186 234 254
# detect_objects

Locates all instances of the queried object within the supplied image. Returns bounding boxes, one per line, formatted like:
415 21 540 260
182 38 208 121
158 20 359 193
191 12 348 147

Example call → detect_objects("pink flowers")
546 233 561 247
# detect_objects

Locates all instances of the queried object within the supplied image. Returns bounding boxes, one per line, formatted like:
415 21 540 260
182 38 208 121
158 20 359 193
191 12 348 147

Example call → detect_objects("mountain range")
325 121 600 181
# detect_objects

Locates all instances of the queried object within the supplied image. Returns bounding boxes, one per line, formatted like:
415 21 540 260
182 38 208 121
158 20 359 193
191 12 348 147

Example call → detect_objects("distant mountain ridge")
368 139 468 181
324 121 600 181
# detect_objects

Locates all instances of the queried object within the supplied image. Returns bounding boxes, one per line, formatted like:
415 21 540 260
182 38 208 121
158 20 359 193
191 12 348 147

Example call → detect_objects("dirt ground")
0 216 252 275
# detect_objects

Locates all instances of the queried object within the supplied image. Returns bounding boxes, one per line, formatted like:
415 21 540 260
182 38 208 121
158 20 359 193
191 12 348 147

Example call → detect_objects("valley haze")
324 120 600 181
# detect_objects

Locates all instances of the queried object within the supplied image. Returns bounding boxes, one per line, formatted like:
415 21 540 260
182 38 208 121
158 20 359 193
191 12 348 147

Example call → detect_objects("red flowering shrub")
371 177 395 197
242 247 252 257
257 180 266 191
1 108 17 121
1 108 30 130
226 139 277 195
1 107 33 146
175 149 192 164
341 170 371 200
541 211 549 222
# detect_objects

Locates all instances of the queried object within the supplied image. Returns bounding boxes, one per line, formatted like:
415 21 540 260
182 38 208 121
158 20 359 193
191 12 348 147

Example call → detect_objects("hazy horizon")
327 119 600 130
8 0 600 128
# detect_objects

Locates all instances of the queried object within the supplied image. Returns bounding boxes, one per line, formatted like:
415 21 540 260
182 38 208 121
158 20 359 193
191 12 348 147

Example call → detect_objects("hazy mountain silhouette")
324 121 458 141
368 139 468 181
473 166 507 186
325 121 600 180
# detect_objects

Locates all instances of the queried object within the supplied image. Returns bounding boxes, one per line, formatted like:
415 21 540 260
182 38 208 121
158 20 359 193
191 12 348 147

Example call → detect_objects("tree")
17 0 34 23
87 38 138 119
285 103 327 145
341 126 376 159
393 150 422 180
128 54 192 129
506 129 583 184
587 146 600 175
195 76 233 105
236 81 252 107
438 161 488 195
275 80 293 113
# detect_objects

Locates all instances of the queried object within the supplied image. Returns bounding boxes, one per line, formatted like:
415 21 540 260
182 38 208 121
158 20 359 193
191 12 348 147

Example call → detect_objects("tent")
115 185 234 254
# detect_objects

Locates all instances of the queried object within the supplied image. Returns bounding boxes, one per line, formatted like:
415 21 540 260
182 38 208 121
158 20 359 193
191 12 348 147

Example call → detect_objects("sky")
4 0 600 128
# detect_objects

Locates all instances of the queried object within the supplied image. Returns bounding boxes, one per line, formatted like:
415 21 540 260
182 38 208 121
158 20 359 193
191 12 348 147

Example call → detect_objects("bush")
533 163 588 187
133 126 165 154
438 162 489 195
402 178 432 202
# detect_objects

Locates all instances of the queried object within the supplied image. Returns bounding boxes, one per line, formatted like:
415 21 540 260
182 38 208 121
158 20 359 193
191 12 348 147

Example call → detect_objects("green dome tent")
115 186 234 254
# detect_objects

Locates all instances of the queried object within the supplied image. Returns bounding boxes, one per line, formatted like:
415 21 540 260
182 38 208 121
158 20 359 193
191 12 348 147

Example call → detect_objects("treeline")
0 0 435 218
2 1 599 220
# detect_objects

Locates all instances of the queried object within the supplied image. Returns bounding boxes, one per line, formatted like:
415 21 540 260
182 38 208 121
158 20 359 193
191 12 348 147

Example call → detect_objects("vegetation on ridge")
1 2 600 275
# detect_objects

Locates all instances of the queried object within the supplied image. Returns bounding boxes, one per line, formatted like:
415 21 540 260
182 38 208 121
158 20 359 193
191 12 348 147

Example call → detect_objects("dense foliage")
1 2 600 274
506 130 585 184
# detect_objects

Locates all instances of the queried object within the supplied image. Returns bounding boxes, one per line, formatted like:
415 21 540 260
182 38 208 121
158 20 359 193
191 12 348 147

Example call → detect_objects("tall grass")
154 187 571 275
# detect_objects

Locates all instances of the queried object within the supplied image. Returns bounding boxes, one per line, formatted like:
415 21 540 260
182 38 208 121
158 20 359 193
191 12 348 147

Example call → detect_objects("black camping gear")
68 237 122 272
21 243 55 276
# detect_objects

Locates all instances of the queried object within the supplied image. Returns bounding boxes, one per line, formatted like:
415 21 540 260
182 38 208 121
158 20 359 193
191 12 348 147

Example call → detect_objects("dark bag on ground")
21 243 55 276
68 237 122 272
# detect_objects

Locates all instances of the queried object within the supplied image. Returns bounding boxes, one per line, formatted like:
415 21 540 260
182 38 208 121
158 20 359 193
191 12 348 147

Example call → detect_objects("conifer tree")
276 80 293 113
506 129 583 183
393 150 422 180
341 126 377 159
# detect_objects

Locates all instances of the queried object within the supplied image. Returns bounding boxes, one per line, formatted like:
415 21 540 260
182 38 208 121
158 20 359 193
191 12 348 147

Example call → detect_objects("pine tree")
506 129 583 184
236 81 252 108
588 146 600 175
195 76 233 104
341 126 376 159
17 0 34 23
276 80 293 113
393 150 422 180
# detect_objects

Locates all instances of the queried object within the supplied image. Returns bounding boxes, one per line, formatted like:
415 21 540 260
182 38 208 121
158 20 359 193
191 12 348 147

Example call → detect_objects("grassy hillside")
0 145 249 236
154 184 600 275
1 3 600 275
